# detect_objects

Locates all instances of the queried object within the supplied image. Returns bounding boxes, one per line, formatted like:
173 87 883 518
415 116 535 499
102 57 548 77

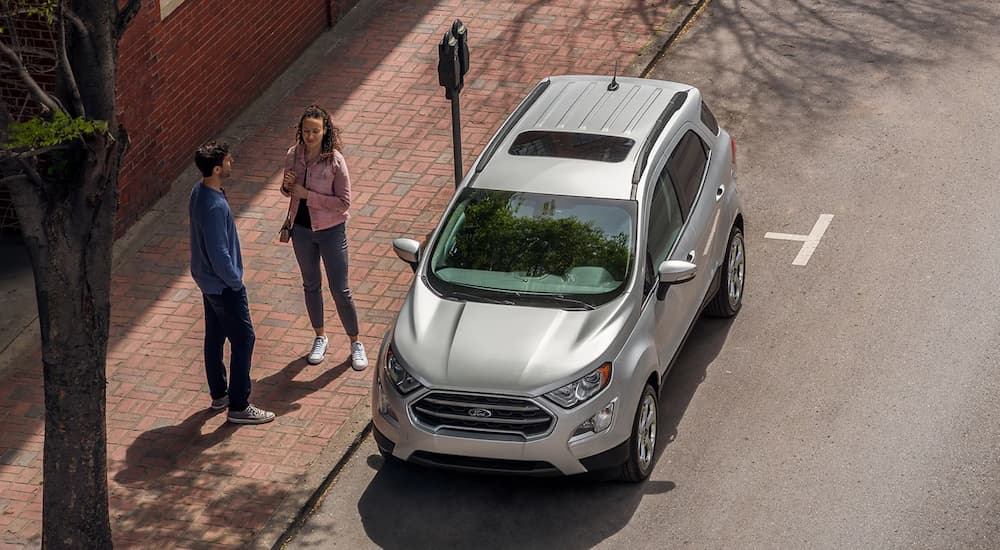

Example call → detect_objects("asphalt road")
286 1 1000 548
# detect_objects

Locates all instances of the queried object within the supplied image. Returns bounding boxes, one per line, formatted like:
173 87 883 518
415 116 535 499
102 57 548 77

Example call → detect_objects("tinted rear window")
509 131 635 163
700 101 720 135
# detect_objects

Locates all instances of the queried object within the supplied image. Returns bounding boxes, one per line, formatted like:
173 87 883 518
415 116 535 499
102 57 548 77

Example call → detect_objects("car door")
666 126 717 306
642 159 700 373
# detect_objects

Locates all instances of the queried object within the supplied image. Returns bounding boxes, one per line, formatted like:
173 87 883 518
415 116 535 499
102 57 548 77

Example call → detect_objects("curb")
628 0 712 79
264 396 374 550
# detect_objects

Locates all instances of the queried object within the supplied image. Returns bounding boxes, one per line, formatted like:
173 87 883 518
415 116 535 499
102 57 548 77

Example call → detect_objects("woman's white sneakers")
308 335 366 371
351 342 368 371
307 335 329 365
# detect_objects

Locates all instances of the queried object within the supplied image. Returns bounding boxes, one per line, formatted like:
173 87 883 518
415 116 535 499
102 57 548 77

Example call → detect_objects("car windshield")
427 188 635 308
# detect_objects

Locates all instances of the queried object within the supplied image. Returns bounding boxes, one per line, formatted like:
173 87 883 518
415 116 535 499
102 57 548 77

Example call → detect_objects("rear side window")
700 101 719 135
666 130 708 218
509 131 635 163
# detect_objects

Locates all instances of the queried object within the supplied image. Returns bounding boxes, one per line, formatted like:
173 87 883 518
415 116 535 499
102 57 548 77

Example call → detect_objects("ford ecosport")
371 75 745 482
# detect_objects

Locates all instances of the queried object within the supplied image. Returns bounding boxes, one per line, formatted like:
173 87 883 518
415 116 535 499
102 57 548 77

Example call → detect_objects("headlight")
383 347 422 395
544 363 612 408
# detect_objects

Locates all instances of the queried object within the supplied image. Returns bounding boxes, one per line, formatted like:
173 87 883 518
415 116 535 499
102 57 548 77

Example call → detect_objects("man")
190 141 275 424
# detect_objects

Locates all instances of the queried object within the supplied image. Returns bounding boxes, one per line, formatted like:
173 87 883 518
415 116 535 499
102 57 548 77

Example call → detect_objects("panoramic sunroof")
508 131 635 163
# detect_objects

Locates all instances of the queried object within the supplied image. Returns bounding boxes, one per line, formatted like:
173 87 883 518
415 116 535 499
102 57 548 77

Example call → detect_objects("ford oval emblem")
468 408 492 418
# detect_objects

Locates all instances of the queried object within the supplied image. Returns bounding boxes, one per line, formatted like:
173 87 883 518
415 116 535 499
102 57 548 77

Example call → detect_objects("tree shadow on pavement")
110 356 352 546
255 357 352 418
658 0 1000 140
343 316 733 550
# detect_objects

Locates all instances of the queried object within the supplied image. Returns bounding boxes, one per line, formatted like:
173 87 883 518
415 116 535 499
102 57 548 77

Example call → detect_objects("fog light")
572 399 616 438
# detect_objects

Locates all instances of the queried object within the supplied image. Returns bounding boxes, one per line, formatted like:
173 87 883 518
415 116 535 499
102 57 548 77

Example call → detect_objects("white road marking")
764 214 834 266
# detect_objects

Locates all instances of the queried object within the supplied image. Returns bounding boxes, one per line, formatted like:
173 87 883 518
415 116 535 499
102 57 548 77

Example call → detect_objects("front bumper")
371 369 635 476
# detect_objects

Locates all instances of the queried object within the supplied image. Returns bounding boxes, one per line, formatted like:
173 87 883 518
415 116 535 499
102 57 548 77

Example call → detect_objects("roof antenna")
608 61 620 91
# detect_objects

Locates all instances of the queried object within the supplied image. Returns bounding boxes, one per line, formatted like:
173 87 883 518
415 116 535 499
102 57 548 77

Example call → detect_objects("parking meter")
438 19 471 187
438 31 460 99
451 19 469 90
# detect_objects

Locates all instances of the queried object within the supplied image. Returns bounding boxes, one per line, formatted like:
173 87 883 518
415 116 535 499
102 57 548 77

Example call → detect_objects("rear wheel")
619 384 658 483
705 225 745 317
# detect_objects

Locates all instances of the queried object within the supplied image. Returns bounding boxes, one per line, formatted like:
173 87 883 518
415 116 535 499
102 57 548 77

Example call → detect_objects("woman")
280 105 367 370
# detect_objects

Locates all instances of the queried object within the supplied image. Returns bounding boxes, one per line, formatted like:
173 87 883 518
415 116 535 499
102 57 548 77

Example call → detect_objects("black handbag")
278 213 292 243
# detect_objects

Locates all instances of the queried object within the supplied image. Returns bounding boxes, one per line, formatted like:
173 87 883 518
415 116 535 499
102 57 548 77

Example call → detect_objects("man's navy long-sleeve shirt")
189 181 243 294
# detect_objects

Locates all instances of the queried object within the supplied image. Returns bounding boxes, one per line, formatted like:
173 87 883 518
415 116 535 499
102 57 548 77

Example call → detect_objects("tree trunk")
7 136 119 549
12 133 119 548
2 0 129 545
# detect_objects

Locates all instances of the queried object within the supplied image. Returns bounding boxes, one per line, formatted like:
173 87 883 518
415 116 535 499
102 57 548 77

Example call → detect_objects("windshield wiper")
445 290 515 305
538 294 596 311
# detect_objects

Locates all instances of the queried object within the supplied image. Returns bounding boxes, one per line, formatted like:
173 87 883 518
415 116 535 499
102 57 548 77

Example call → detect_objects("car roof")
470 75 694 200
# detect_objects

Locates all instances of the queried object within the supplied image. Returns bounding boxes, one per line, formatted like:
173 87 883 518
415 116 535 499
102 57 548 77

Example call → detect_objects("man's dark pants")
202 286 255 412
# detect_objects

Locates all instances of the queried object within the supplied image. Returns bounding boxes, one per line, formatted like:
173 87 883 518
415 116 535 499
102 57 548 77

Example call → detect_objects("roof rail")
631 91 688 185
474 79 552 174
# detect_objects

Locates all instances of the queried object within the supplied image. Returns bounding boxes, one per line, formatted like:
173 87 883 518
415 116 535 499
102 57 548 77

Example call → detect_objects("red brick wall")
115 0 360 233
2 0 360 236
0 16 56 235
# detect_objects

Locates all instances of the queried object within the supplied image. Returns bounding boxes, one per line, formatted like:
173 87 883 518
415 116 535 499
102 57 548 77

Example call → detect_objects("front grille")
411 392 554 439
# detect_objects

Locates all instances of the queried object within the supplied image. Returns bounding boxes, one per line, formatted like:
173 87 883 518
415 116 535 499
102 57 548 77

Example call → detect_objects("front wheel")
619 384 658 483
705 225 745 318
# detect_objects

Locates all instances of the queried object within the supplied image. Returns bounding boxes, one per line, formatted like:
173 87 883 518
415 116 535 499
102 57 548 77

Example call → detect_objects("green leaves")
0 0 58 33
4 111 109 149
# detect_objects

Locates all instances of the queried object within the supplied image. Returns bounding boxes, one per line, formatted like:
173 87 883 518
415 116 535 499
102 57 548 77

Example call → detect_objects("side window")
700 101 720 135
646 168 684 269
666 130 708 218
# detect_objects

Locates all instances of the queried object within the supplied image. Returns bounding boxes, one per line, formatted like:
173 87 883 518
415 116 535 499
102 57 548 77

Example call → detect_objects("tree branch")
63 6 91 43
0 143 75 160
0 41 62 114
1 170 48 237
17 158 43 186
1 173 34 195
56 5 86 118
0 46 58 63
0 99 12 144
116 0 142 38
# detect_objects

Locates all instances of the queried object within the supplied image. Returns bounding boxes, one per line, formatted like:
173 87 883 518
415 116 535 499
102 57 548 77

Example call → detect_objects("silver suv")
371 75 744 482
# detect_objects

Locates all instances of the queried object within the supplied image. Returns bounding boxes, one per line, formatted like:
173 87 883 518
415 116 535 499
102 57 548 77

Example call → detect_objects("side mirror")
656 260 696 300
393 238 421 272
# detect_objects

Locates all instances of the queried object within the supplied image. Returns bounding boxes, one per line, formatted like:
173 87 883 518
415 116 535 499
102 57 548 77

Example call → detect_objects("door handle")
715 184 726 201
686 250 696 262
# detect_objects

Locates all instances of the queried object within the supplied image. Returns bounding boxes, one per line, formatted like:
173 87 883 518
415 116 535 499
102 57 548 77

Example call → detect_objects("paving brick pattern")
0 0 682 547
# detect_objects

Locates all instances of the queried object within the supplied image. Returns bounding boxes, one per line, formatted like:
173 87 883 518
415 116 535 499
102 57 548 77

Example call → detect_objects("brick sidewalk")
0 0 690 547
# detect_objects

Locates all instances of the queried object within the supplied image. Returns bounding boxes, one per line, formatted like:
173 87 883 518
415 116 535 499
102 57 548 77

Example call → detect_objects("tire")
619 384 658 483
705 225 745 318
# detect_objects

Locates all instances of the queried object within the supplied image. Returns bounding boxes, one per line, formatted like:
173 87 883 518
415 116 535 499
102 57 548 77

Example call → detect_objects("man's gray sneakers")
351 341 368 371
210 395 229 411
307 335 329 365
227 404 276 425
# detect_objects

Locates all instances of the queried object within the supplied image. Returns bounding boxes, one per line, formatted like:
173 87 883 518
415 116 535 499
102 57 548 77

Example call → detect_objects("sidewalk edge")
626 0 708 78
262 396 373 550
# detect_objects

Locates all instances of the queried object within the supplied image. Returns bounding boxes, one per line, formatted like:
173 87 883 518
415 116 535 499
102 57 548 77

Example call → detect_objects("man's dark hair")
194 140 230 177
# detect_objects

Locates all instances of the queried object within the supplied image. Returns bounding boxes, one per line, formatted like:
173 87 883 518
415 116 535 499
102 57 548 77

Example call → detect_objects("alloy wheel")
636 392 657 473
727 232 745 308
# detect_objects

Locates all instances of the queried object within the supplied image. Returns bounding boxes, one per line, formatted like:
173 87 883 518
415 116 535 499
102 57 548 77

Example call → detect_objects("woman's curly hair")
296 104 343 158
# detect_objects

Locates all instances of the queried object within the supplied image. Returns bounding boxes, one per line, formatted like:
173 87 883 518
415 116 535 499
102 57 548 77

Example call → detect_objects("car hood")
392 279 634 394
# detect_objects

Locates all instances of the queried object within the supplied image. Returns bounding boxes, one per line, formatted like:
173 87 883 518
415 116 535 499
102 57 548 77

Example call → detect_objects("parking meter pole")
451 94 462 187
438 19 470 189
